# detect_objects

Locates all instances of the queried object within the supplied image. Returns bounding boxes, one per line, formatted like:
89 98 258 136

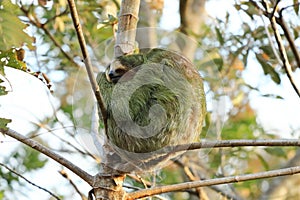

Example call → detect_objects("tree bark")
114 0 141 57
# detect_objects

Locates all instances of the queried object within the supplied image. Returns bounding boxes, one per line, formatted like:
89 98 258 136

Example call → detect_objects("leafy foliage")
0 0 35 50
256 53 281 84
0 48 27 75
0 118 11 131
0 79 8 96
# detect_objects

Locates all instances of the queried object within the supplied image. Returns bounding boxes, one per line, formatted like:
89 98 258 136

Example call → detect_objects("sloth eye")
115 68 127 75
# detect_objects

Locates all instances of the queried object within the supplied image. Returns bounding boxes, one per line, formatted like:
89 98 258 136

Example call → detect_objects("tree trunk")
179 0 206 61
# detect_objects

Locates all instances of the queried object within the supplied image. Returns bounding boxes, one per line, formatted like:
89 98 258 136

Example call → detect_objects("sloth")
97 48 206 171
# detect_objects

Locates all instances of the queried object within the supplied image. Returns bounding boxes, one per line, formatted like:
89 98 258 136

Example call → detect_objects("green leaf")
22 147 48 171
241 2 260 19
256 153 269 170
261 94 284 99
256 53 281 84
0 190 4 199
0 117 11 131
264 147 287 159
200 57 224 71
260 45 276 60
0 0 35 50
0 85 7 96
293 28 299 40
293 0 299 15
215 27 225 45
0 48 27 75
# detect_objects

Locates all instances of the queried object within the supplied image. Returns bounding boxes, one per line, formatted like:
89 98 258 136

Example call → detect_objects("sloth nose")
108 70 116 79
107 69 126 83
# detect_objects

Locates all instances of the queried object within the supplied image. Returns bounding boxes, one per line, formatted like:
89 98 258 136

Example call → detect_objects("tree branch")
259 149 300 199
67 0 108 133
0 128 94 186
173 139 300 153
174 160 243 200
127 165 300 199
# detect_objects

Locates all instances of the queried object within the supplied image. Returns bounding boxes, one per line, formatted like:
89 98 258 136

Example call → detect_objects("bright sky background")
159 0 300 138
0 0 300 199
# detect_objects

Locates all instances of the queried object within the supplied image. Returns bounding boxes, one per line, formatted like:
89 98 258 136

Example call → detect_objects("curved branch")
0 128 94 186
127 165 300 199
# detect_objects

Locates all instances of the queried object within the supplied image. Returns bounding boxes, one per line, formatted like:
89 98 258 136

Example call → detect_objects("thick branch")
127 165 300 199
0 128 94 186
148 139 300 165
67 0 107 133
114 0 140 57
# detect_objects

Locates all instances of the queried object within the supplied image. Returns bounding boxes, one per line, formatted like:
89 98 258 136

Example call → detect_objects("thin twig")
0 162 61 200
261 15 283 66
277 9 300 69
267 1 300 97
45 8 69 24
183 165 209 200
67 0 107 133
127 165 300 199
250 0 300 97
19 6 80 68
59 170 88 200
0 128 94 186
